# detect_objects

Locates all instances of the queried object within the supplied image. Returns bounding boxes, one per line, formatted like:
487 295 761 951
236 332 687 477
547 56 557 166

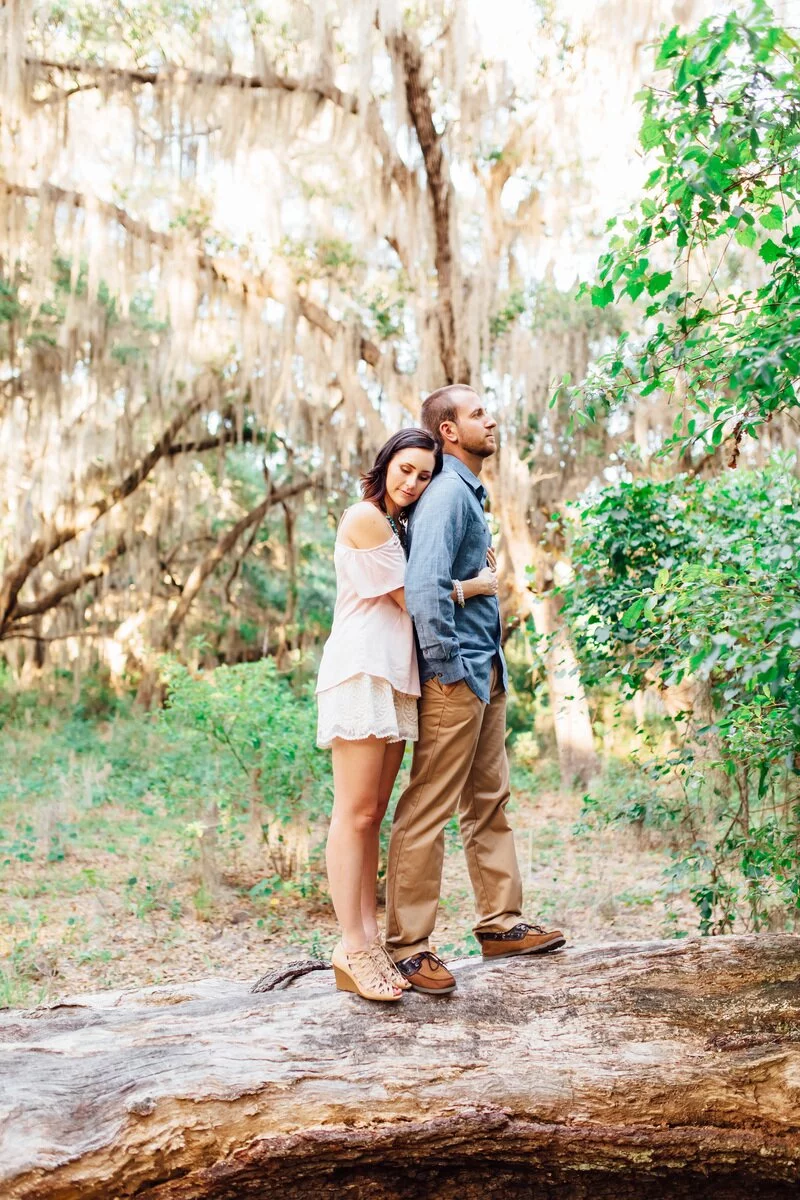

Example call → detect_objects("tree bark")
1 936 799 1199
530 588 600 788
497 478 599 787
387 30 463 384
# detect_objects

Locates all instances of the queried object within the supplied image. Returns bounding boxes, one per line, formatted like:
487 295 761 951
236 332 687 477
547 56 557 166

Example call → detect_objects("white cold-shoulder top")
315 533 420 698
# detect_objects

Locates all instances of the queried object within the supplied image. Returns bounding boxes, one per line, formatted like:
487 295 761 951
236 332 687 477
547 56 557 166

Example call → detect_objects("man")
385 383 565 994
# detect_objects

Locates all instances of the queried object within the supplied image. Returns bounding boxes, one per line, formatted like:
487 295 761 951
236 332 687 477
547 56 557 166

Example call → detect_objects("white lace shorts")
317 673 419 749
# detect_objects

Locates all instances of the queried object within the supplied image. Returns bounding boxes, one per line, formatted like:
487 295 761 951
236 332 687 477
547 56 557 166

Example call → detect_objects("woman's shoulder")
338 501 396 550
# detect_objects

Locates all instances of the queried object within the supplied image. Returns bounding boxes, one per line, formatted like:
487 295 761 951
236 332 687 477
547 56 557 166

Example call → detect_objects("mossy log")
1 936 799 1199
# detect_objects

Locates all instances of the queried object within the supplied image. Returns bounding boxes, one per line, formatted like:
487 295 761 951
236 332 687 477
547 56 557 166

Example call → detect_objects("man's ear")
439 420 459 445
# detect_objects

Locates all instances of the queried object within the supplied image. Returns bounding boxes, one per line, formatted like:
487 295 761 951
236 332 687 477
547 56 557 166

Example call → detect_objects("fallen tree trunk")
1 936 799 1199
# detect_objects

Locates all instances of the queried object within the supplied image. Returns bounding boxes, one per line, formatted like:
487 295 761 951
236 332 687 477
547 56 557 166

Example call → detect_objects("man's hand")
486 547 497 571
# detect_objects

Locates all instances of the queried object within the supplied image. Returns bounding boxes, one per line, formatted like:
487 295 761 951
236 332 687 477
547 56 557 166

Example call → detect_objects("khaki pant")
385 664 523 959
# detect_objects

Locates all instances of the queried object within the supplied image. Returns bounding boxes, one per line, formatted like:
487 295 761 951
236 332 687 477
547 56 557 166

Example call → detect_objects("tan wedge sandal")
370 935 412 991
331 942 404 1002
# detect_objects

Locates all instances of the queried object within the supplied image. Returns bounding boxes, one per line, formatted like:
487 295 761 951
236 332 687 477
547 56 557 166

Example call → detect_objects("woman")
316 428 498 1001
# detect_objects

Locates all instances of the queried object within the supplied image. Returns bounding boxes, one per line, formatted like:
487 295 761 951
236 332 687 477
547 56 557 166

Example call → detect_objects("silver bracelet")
453 579 465 608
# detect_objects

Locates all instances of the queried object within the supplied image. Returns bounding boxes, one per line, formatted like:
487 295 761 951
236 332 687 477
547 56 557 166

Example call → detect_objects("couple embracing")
315 384 564 1002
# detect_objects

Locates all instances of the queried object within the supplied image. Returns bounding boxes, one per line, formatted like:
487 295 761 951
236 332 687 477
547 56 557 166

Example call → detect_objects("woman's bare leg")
360 740 406 942
328 737 390 953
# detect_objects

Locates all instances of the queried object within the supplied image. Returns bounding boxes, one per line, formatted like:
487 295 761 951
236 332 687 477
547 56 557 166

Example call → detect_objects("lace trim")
317 673 418 749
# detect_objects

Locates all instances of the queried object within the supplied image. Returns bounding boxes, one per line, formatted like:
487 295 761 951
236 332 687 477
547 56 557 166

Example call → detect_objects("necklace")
385 511 407 553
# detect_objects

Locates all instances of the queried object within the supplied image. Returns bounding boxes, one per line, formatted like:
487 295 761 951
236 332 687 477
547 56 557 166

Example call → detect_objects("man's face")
448 390 497 458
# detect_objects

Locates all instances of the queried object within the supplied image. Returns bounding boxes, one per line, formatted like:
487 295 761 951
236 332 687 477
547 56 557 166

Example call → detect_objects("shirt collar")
442 454 487 504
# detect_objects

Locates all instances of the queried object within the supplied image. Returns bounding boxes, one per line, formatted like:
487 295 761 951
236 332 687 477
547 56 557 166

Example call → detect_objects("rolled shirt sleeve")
404 482 468 684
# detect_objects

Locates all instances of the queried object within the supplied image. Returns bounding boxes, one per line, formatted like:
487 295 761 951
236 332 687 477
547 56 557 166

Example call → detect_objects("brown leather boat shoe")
478 922 566 959
395 950 457 994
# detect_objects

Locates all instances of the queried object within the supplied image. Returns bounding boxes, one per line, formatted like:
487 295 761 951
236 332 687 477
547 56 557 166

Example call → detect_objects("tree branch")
166 426 261 457
0 180 386 371
3 626 109 642
0 391 204 636
10 537 127 625
223 519 262 606
23 56 413 196
26 55 353 105
385 29 460 383
160 475 320 648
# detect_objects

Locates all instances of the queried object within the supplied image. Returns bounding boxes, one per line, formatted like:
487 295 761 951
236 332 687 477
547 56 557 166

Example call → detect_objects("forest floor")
0 725 697 1008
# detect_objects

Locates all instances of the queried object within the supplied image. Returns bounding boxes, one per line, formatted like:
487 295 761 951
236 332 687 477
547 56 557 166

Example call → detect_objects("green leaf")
656 26 683 68
647 271 673 296
622 598 645 629
758 239 782 263
591 281 615 308
759 205 785 231
640 117 662 151
654 568 670 594
735 225 757 249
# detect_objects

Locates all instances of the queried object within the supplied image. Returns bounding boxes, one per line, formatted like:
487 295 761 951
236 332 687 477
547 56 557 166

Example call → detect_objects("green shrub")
73 665 123 721
563 461 800 933
161 656 332 829
575 759 683 835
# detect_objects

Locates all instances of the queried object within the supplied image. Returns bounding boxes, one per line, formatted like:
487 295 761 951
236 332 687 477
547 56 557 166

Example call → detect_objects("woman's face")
385 447 436 510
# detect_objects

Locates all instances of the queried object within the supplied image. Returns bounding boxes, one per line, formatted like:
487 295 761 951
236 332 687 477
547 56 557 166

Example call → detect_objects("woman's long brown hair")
360 428 443 514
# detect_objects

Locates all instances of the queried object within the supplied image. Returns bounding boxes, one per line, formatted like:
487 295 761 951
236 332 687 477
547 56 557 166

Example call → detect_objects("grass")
0 693 699 1009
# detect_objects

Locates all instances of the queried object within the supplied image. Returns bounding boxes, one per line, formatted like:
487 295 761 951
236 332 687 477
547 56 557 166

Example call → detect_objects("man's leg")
457 665 524 935
385 678 483 960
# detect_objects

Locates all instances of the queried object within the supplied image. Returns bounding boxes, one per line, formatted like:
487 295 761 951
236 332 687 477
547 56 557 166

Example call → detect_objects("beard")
461 434 497 458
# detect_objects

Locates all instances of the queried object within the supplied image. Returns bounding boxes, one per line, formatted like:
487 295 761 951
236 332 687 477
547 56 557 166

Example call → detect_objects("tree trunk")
388 28 463 384
2 936 799 1199
498 483 599 788
530 588 599 788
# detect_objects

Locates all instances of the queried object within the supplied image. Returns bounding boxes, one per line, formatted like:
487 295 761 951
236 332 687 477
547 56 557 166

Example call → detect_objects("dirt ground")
1 763 695 1007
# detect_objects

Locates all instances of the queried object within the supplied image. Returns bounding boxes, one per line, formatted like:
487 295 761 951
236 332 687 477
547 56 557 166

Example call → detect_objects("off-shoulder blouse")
315 533 420 698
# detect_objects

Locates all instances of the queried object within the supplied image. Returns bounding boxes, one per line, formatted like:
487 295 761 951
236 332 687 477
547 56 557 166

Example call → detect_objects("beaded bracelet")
453 578 465 608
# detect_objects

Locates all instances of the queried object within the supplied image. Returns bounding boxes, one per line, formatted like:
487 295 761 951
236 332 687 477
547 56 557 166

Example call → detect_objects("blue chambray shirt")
405 455 508 704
